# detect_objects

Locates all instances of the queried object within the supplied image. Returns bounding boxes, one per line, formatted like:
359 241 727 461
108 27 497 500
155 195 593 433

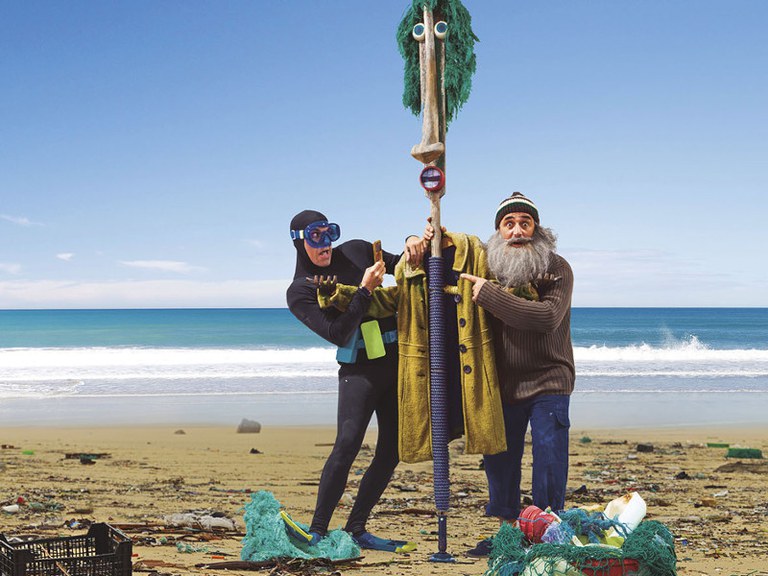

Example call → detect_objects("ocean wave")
576 369 768 377
73 390 340 398
0 369 339 383
574 335 768 362
0 380 84 399
0 346 336 367
1 342 768 399
0 347 338 382
3 385 765 401
576 388 768 394
4 339 768 367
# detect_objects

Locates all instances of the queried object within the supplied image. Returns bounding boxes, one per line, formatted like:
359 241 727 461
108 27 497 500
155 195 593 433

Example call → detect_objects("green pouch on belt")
360 319 385 360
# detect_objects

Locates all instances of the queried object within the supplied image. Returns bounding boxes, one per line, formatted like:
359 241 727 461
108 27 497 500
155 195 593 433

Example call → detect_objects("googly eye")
412 23 426 42
434 21 448 39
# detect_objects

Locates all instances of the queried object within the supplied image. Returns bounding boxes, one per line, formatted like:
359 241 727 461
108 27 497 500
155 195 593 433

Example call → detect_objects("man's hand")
361 260 386 292
405 235 427 266
307 275 338 297
460 273 487 302
424 217 447 243
534 272 561 287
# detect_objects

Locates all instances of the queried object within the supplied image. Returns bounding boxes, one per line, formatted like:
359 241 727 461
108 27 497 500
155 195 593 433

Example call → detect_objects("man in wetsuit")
285 209 424 553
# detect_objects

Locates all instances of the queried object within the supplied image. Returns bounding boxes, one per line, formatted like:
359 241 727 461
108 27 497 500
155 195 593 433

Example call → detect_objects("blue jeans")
483 394 570 520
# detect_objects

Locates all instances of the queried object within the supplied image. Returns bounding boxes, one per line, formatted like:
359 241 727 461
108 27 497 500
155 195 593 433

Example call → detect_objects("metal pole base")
429 552 456 563
429 512 454 562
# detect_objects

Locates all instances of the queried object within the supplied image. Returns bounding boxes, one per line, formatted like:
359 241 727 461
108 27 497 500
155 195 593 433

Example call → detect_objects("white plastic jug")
604 492 647 535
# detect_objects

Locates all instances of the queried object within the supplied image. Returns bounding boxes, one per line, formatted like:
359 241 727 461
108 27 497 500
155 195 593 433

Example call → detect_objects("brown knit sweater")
476 253 575 404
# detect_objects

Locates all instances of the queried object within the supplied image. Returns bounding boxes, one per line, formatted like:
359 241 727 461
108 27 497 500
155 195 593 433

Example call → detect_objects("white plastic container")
604 492 647 536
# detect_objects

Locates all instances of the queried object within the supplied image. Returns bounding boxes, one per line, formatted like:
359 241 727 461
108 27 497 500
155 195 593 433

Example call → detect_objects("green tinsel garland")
396 0 478 127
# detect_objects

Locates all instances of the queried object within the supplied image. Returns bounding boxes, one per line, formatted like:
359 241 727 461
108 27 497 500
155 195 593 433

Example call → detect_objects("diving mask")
290 221 341 249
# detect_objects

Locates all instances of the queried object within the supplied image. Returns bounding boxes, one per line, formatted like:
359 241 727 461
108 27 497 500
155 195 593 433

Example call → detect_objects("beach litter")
485 492 677 576
0 523 132 576
236 419 261 434
2 504 20 514
163 512 237 531
176 542 210 553
726 447 763 459
339 492 355 506
240 490 360 562
64 453 111 460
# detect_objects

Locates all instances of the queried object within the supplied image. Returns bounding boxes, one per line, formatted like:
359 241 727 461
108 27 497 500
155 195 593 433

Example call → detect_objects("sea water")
1 308 766 427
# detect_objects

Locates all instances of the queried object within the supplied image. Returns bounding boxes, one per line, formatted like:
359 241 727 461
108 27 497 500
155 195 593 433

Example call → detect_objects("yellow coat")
322 232 507 463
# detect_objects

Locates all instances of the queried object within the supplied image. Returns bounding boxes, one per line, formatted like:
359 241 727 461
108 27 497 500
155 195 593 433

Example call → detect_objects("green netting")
485 515 677 576
240 490 361 562
396 0 478 127
622 521 677 576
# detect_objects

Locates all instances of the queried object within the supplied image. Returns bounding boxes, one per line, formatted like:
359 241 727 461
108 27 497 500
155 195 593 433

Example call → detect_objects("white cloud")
1 214 41 226
0 279 287 308
0 262 22 275
565 248 749 306
119 260 207 274
57 253 75 261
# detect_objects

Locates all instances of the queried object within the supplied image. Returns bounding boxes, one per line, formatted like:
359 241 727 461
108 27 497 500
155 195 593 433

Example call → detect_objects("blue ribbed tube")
427 256 450 513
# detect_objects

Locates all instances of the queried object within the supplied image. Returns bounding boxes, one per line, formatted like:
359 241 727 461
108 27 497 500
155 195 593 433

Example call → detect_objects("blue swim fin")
353 531 417 553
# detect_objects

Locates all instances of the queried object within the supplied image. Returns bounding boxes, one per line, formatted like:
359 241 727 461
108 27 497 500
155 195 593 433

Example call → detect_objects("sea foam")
1 340 767 400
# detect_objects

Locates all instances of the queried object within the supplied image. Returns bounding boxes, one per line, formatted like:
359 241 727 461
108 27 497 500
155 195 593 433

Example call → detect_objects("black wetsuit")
286 238 400 536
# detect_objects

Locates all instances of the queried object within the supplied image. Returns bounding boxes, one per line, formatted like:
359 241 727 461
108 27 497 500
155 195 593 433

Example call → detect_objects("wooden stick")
411 6 445 164
35 544 72 576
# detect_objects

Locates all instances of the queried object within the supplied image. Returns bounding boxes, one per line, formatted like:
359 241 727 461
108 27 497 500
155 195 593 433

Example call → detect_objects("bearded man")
461 192 575 557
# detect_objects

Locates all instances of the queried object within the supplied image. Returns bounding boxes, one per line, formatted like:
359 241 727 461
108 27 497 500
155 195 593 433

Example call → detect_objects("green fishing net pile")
240 490 360 562
485 517 677 576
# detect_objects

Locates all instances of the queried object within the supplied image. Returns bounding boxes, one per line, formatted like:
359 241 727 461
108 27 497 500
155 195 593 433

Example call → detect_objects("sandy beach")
1 424 766 576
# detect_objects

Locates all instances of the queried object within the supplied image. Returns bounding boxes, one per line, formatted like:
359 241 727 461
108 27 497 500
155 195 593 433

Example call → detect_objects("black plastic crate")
0 523 131 576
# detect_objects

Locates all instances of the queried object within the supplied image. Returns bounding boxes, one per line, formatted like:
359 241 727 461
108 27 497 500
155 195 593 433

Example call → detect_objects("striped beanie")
494 192 539 228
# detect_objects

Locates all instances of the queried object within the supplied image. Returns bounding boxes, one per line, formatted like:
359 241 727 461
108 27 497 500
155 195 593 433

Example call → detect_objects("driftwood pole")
398 0 476 562
410 3 451 564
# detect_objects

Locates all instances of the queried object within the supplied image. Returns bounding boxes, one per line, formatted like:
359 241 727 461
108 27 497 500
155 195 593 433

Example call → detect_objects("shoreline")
1 390 766 428
4 422 764 442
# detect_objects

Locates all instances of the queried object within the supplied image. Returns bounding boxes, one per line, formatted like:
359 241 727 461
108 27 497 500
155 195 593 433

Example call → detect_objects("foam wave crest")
0 347 338 383
575 335 768 377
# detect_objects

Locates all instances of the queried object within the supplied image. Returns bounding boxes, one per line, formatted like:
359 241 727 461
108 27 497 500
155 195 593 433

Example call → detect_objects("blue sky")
2 1 767 308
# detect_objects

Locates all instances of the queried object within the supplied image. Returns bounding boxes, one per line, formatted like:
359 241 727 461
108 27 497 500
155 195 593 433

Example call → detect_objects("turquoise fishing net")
622 521 677 576
486 513 677 576
240 490 361 562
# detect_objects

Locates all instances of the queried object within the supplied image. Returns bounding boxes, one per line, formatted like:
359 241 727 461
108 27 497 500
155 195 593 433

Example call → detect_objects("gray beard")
486 226 558 288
